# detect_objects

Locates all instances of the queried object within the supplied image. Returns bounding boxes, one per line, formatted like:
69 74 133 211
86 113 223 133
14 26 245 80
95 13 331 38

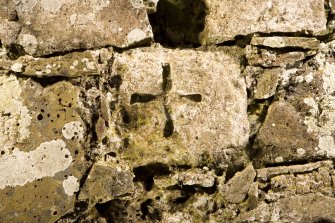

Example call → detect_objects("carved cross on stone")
129 63 202 137
114 47 249 167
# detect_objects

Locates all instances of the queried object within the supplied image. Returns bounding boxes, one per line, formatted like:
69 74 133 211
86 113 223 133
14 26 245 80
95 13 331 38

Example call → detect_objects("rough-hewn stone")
257 161 331 181
0 0 153 56
0 1 334 222
255 100 318 164
21 49 112 77
246 45 314 68
173 169 216 187
0 75 88 222
0 18 21 46
236 161 335 222
254 68 280 99
250 37 320 50
254 41 335 165
221 164 256 204
79 161 134 205
201 0 327 44
235 194 335 223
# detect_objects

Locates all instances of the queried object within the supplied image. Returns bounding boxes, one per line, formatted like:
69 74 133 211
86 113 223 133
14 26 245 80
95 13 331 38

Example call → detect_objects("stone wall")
1 0 335 222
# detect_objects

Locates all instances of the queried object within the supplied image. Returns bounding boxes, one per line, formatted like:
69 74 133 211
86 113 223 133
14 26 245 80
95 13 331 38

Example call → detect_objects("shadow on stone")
133 163 171 191
148 0 208 47
314 219 335 223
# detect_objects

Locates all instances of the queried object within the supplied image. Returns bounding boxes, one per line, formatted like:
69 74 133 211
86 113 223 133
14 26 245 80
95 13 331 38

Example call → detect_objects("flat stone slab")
250 37 320 50
0 0 153 56
0 76 88 222
79 161 134 205
201 0 327 44
255 100 319 164
9 48 113 77
256 161 331 181
246 45 314 68
113 45 249 167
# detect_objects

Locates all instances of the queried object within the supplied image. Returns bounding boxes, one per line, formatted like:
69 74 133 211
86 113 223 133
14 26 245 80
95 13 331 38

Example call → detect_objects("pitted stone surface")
0 76 88 223
235 194 335 223
254 41 335 165
113 45 249 167
0 0 334 222
201 0 327 44
0 0 153 56
0 139 72 189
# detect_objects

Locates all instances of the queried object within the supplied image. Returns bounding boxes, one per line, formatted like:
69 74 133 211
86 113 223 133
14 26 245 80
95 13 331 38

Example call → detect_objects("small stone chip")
221 164 256 204
11 63 24 72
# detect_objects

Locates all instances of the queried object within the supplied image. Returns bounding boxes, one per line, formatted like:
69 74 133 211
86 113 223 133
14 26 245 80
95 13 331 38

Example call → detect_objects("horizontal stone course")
0 0 153 56
201 0 327 44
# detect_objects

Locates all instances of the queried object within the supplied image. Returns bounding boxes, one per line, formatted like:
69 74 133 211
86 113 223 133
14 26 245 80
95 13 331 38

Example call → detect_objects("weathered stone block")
244 66 280 100
173 169 216 187
254 41 335 165
236 161 335 222
221 164 256 204
254 68 280 99
201 0 327 44
0 0 17 21
0 18 21 46
235 194 335 223
0 0 153 56
246 45 312 68
250 37 320 50
22 49 112 77
255 100 318 164
79 162 134 205
0 76 88 222
113 45 249 167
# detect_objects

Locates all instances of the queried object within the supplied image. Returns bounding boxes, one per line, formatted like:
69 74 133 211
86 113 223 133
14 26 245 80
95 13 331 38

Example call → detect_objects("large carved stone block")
113 46 249 167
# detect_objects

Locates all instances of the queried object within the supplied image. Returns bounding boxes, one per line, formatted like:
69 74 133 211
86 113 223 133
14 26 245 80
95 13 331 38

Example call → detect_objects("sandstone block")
254 41 335 165
250 37 320 50
113 45 249 167
0 0 153 56
0 75 88 222
79 162 134 205
246 45 312 68
221 164 256 204
201 0 327 44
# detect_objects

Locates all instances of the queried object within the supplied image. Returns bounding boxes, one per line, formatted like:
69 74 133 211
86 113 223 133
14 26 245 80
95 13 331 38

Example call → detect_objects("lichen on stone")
1 0 335 222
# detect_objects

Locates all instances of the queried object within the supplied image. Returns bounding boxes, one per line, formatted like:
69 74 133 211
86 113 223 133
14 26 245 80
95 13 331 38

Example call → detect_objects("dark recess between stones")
149 0 208 47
